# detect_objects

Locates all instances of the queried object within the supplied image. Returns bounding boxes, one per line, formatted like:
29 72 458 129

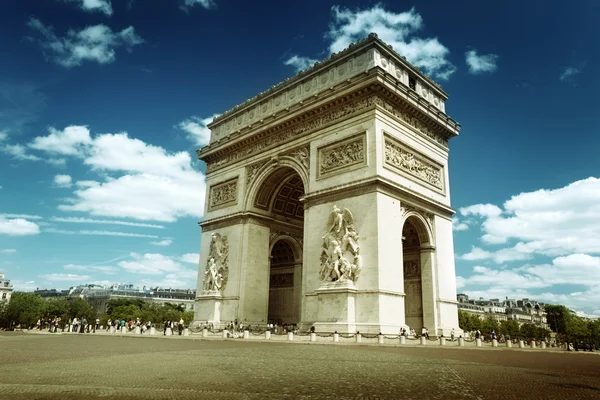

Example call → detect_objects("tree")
1 292 45 329
458 310 483 332
68 298 96 320
481 316 500 334
499 319 520 338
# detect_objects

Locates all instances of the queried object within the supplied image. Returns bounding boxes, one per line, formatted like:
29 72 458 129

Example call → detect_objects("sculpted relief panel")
202 233 229 294
319 206 362 283
206 96 376 173
384 135 444 192
318 134 366 178
204 94 449 174
209 178 238 210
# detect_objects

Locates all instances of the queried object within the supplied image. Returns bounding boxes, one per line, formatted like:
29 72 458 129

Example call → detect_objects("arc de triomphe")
193 34 462 336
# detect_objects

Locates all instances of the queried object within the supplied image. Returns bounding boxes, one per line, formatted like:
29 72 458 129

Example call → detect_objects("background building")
0 272 13 303
457 294 548 328
34 283 196 316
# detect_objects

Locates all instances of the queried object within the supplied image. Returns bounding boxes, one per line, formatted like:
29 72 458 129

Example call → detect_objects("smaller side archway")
268 237 303 325
402 213 437 336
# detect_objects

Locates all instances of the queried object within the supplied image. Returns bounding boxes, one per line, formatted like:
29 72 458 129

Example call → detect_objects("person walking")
178 318 184 336
451 328 455 341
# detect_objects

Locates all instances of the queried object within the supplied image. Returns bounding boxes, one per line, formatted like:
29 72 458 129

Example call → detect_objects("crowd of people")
106 317 187 336
34 316 188 336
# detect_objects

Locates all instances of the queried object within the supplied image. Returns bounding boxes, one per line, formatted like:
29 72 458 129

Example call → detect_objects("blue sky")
1 1 599 315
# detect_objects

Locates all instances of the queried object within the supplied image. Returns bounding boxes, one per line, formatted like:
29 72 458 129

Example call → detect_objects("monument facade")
193 34 462 335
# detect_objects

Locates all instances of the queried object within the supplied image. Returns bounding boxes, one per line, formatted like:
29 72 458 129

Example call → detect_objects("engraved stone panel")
205 96 377 173
209 178 238 210
384 134 444 191
318 133 366 178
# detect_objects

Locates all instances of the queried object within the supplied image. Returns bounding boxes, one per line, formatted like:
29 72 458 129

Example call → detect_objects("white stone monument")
192 34 462 336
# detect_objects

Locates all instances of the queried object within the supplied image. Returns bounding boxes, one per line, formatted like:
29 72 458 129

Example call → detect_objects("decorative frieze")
209 178 238 210
245 161 267 193
374 96 448 147
205 95 377 173
384 135 444 191
403 260 420 279
318 133 366 178
287 146 309 171
270 273 294 288
204 92 451 174
270 228 303 249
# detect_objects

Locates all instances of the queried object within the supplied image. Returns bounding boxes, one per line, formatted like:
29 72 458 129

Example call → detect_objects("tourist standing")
451 328 455 341
178 318 184 335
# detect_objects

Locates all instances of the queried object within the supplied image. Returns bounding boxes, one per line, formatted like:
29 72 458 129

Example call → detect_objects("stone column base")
313 281 357 334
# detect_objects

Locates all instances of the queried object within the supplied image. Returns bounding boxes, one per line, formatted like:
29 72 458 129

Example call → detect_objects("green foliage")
104 300 191 326
0 293 191 330
458 310 482 332
1 292 45 329
480 316 500 334
499 320 520 337
68 298 96 320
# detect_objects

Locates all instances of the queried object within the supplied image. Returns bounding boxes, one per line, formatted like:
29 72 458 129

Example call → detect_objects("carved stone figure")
203 233 229 293
319 205 362 283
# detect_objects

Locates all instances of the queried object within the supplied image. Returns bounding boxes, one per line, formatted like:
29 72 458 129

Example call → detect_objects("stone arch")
244 156 309 213
269 234 303 263
402 212 433 247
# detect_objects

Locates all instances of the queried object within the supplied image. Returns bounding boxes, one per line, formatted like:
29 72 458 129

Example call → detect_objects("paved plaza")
1 332 599 399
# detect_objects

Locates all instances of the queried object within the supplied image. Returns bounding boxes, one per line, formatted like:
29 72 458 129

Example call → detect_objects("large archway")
252 166 305 325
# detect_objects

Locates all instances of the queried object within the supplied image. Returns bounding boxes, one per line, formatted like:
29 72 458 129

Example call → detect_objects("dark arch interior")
255 167 304 221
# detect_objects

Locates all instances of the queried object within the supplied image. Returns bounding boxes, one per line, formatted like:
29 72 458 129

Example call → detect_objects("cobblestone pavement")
1 332 598 400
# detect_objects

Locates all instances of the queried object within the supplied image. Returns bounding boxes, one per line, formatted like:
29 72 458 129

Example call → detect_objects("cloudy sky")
1 1 599 315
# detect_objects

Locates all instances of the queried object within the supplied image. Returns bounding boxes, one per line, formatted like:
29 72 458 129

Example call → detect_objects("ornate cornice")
208 34 449 133
301 175 455 218
201 82 457 173
199 211 303 232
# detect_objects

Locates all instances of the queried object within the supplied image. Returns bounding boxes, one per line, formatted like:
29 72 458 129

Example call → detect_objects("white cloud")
0 216 41 236
283 55 318 73
51 216 165 229
460 204 502 219
151 239 172 246
459 247 492 261
45 228 159 238
523 254 600 286
0 131 7 142
560 67 581 82
65 0 113 16
325 6 455 80
0 213 43 220
458 265 549 290
179 253 199 264
452 217 469 231
464 178 600 256
10 280 38 291
29 125 206 222
119 252 182 275
54 174 72 187
177 115 216 146
459 245 533 264
27 18 143 68
64 264 117 274
29 126 92 155
1 141 66 166
465 50 499 74
40 273 92 282
180 0 216 12
2 143 42 161
0 249 16 253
